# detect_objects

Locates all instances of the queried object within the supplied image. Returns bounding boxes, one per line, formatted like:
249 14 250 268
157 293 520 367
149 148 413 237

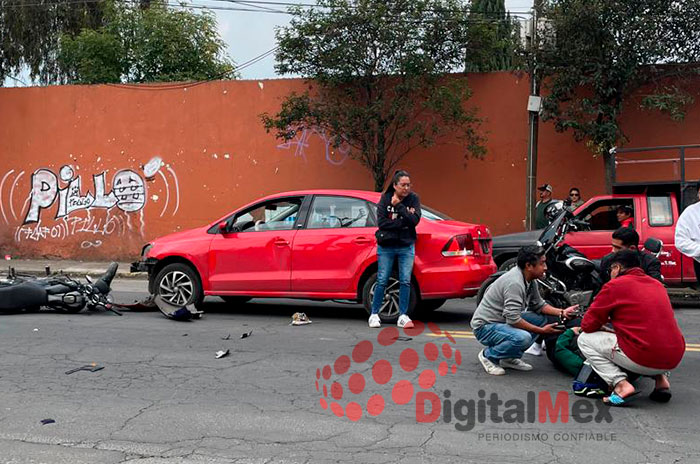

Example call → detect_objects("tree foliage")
464 0 521 72
58 1 234 84
0 0 107 84
538 0 700 190
261 0 486 191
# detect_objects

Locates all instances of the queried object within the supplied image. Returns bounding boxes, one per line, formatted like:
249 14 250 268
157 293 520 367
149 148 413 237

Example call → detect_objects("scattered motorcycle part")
215 349 230 359
65 364 104 375
241 330 253 338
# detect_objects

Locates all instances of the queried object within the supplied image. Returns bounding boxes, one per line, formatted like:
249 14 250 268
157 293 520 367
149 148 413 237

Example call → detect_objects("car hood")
492 229 543 248
151 226 209 244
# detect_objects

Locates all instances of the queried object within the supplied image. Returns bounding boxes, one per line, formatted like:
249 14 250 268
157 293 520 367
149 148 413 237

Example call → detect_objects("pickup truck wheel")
362 273 417 323
498 257 518 272
153 263 203 309
476 274 501 306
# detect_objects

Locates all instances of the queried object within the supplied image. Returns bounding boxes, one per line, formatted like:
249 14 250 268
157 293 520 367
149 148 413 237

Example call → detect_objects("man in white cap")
535 183 556 229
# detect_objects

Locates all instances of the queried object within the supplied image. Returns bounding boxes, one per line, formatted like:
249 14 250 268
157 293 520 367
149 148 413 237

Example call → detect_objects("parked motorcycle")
0 263 121 315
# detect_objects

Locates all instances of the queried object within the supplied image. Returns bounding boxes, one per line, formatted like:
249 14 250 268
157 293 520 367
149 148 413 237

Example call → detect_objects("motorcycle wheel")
476 274 500 306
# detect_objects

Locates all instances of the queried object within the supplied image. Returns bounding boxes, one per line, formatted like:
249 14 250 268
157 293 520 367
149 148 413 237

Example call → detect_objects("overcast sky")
3 0 534 85
211 0 535 80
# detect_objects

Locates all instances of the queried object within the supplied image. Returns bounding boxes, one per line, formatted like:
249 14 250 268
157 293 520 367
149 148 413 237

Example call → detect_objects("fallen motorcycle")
0 263 121 315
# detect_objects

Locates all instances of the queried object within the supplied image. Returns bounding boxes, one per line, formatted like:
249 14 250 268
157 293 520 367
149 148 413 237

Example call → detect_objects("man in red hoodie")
578 250 685 405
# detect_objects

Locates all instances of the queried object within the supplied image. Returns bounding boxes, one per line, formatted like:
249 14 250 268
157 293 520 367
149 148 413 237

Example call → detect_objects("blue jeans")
473 312 548 361
371 244 415 315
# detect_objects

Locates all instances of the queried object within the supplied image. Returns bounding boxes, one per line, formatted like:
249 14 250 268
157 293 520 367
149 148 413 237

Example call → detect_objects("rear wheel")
153 263 203 308
362 272 418 323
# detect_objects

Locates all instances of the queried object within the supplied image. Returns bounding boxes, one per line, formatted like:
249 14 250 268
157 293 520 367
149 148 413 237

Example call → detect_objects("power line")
104 45 280 90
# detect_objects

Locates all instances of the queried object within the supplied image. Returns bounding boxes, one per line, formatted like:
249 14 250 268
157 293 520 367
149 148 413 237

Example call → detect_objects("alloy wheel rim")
159 271 194 306
370 277 401 318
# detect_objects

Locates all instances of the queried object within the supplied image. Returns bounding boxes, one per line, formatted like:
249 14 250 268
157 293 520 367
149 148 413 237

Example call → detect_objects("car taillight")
441 234 474 257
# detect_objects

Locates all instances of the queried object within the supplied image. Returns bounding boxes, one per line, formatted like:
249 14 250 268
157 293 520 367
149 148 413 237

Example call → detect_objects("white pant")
577 331 669 387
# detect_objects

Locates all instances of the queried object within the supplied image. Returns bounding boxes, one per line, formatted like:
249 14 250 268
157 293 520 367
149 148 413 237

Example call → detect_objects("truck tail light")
442 234 474 257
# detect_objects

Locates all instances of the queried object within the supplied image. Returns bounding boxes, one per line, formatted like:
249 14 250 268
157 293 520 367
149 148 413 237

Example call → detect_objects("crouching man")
578 250 685 405
472 245 577 375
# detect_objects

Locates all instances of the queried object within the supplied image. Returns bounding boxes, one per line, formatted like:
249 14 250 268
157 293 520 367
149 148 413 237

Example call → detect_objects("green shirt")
535 199 555 229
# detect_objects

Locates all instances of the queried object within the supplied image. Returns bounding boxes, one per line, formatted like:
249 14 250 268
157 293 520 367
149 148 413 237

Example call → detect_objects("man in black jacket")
370 170 421 329
599 227 662 283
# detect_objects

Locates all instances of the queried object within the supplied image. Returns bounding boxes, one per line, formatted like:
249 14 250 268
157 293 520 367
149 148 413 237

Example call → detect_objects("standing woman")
369 170 421 329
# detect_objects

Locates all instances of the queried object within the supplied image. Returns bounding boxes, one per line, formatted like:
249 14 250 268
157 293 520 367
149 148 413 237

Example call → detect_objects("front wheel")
153 263 203 308
362 273 417 323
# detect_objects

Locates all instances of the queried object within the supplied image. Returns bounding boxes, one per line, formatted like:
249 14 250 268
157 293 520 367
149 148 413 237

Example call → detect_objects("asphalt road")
1 279 699 463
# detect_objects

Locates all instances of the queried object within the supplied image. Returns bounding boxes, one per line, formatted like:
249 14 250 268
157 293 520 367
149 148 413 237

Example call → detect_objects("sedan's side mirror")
218 221 229 233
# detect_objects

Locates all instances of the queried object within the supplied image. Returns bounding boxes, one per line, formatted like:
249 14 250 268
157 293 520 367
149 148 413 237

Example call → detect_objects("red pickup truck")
492 144 700 286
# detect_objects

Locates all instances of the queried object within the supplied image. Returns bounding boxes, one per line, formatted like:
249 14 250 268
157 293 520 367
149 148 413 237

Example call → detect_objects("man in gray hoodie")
472 245 578 375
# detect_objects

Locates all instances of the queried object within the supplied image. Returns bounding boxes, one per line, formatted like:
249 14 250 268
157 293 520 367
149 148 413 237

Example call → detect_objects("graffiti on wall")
277 128 351 166
0 157 180 244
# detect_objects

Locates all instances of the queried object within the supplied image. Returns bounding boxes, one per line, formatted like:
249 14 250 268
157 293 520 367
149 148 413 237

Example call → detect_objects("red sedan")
132 190 496 321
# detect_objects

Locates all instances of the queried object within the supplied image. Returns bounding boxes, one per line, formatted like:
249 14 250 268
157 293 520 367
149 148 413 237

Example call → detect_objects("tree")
538 0 700 191
261 0 486 191
464 0 521 72
58 1 234 84
0 0 107 84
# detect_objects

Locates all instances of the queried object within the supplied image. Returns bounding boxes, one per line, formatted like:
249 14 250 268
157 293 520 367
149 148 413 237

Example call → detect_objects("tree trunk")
373 167 385 192
602 147 615 194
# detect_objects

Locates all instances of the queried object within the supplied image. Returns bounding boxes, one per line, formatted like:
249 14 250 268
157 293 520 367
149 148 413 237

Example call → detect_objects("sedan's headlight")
141 243 154 258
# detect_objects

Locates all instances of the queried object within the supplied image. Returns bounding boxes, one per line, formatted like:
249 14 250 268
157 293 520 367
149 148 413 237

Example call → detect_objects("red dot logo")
314 321 460 421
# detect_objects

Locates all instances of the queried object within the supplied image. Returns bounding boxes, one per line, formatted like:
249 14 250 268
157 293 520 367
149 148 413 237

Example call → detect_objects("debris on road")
65 363 104 375
221 334 231 340
118 295 157 311
290 312 312 326
154 296 203 321
40 419 55 425
215 349 230 359
241 330 253 339
394 336 412 342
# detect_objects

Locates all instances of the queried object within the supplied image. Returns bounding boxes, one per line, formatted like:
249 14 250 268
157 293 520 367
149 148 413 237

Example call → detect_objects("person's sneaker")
397 314 414 329
368 314 381 328
500 358 533 371
478 350 506 376
524 341 544 356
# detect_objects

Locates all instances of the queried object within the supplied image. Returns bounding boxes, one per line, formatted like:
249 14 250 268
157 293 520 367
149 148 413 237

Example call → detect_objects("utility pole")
525 1 541 230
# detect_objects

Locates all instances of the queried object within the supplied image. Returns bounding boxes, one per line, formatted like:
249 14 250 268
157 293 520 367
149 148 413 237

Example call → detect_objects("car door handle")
353 237 372 244
274 238 289 247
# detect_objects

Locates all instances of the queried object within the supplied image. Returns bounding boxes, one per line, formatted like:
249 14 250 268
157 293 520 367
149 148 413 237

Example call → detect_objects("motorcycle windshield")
538 210 569 247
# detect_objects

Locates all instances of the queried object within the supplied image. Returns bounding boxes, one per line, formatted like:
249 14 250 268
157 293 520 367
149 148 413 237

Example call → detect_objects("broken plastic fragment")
241 330 253 339
40 419 56 425
215 349 230 359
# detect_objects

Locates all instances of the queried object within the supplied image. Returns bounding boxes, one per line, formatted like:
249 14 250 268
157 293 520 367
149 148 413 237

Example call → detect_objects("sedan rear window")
422 205 452 221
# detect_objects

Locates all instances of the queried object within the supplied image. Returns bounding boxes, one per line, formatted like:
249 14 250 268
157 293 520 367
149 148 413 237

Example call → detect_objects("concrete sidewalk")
0 259 146 279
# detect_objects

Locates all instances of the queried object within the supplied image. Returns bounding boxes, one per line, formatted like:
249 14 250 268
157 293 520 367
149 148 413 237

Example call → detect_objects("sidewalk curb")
1 268 147 280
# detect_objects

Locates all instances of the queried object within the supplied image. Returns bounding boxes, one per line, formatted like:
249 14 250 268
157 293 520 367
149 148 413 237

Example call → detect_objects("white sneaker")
368 314 381 328
478 350 505 376
397 314 414 329
524 341 544 356
500 358 533 371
